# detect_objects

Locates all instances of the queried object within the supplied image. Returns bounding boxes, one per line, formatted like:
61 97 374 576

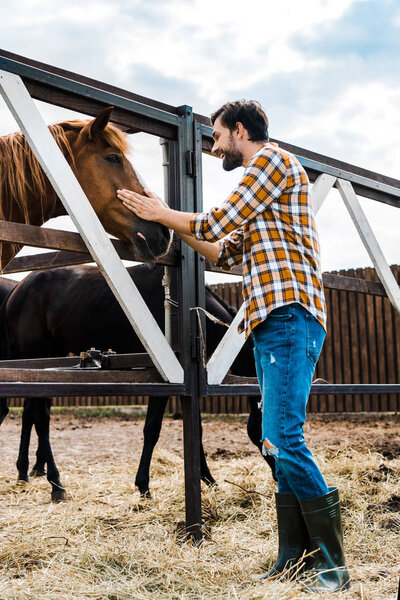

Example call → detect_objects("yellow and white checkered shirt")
190 143 326 338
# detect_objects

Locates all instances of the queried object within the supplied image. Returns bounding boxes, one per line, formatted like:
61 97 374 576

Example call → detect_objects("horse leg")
135 396 168 498
247 396 277 481
31 399 47 477
16 399 35 483
0 398 9 425
33 398 67 502
198 409 216 487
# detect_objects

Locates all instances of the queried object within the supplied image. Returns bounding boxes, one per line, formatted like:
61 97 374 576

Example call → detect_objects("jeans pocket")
268 305 293 320
306 315 324 365
268 313 292 320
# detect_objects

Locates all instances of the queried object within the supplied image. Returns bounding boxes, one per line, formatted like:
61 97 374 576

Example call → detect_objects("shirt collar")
246 141 279 167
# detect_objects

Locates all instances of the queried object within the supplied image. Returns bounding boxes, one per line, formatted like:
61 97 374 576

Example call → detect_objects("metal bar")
0 55 180 128
0 382 186 398
205 383 400 396
302 157 400 203
176 106 202 542
0 48 180 116
20 80 177 140
194 121 208 397
199 124 400 206
0 353 153 370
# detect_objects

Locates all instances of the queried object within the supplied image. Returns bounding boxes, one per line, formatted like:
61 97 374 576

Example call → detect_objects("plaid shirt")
190 143 326 338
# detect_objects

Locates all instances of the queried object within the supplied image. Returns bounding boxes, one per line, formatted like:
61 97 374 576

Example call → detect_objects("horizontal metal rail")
205 383 400 396
0 382 186 398
0 353 154 369
199 124 400 207
0 54 180 139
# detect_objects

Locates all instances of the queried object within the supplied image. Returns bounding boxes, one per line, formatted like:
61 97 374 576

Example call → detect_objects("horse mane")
0 118 129 225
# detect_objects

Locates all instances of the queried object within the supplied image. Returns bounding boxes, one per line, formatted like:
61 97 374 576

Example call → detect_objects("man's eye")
105 154 122 164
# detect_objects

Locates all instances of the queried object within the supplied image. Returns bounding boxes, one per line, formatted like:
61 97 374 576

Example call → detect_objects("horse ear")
85 106 114 140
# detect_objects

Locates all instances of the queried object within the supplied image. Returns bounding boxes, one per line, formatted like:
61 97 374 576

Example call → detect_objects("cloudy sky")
0 0 399 281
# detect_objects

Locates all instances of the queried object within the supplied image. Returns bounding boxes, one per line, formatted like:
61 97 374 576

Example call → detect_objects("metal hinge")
190 334 201 361
186 150 195 177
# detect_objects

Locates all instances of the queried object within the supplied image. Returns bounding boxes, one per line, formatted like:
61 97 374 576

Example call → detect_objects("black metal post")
169 106 202 542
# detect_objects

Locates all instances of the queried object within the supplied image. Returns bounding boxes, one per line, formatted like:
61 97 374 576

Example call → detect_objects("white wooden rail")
337 179 400 316
0 69 184 383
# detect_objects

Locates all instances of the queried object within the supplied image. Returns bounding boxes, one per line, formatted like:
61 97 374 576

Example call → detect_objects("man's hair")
211 100 269 142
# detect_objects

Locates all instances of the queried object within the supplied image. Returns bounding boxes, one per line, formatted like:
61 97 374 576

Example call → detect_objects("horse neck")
21 180 66 226
0 129 71 228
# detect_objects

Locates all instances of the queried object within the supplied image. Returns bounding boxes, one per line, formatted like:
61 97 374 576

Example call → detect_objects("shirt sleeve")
217 229 244 271
190 149 287 242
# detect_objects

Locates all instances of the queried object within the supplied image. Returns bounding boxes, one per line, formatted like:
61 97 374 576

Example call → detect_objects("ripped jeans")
252 302 329 500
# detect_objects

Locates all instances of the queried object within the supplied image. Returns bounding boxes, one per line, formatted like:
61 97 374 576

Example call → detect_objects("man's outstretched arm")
117 188 221 263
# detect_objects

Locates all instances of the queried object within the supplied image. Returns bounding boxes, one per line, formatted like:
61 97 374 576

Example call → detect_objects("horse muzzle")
132 223 172 261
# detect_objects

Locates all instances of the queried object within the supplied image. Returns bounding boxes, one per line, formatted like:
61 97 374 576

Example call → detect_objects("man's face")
211 117 243 171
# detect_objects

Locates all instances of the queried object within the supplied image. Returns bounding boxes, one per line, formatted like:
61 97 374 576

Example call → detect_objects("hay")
0 415 399 599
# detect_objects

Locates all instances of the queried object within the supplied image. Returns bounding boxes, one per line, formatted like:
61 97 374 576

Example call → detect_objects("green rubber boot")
254 492 311 580
299 487 350 592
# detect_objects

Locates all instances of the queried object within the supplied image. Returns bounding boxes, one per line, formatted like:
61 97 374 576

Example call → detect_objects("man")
117 100 350 592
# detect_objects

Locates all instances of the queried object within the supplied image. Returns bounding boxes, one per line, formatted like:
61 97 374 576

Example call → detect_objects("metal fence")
9 264 400 414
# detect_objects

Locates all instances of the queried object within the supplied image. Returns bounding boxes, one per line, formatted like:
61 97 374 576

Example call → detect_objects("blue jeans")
252 303 329 500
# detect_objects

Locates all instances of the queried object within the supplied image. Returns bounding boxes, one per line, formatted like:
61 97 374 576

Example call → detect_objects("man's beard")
222 136 243 171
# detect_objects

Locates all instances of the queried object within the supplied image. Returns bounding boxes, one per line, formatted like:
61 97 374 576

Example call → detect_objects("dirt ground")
0 409 399 473
0 409 399 600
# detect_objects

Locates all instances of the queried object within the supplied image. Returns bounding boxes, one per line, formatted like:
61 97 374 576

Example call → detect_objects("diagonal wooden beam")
337 178 400 316
311 173 337 213
0 69 184 383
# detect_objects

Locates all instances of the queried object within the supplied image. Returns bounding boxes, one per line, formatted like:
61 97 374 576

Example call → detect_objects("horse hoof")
17 475 29 484
30 468 46 478
51 488 68 503
140 490 152 500
202 477 217 488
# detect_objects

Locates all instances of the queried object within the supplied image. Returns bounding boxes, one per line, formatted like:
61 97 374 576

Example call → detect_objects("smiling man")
117 100 349 593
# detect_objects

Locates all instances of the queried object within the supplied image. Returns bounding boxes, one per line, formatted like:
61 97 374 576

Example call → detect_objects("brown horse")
0 106 171 269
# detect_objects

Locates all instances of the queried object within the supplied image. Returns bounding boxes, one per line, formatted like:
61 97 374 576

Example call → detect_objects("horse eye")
105 154 122 164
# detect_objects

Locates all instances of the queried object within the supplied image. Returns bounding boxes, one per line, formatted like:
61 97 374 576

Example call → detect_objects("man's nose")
211 142 219 155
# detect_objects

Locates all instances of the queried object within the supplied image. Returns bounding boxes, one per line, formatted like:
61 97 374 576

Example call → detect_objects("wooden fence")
9 265 400 413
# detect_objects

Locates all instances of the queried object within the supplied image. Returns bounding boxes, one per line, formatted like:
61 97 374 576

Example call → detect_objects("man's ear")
235 121 246 139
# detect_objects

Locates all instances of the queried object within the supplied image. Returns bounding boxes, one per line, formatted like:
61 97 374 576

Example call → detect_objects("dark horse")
0 105 171 269
0 264 275 500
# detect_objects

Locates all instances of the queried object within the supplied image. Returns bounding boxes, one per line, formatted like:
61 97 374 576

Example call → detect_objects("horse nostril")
136 232 146 241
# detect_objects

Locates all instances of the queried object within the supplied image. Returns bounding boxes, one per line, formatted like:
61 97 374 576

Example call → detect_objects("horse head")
60 107 172 262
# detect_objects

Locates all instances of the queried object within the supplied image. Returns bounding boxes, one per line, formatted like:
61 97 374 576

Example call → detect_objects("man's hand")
117 188 167 222
117 188 196 235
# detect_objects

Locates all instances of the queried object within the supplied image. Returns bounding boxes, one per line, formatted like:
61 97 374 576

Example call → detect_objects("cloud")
293 0 400 76
0 0 399 275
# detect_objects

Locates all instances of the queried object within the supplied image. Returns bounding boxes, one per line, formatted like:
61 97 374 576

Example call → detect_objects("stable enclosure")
0 49 400 540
